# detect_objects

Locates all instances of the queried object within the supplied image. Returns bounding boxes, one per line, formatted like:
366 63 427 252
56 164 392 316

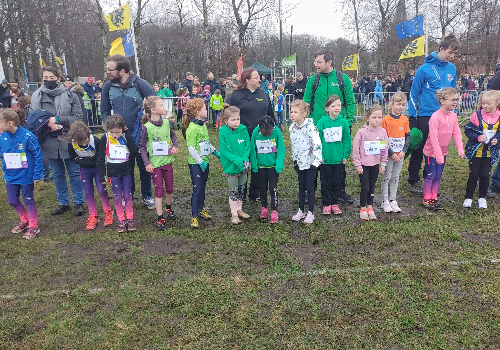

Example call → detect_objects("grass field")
1 120 500 349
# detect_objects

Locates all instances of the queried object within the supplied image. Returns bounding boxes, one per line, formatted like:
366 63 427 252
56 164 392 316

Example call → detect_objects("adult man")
303 49 356 204
1 81 24 109
232 73 239 86
182 72 194 92
202 72 220 94
407 34 460 195
101 54 156 209
64 75 85 117
293 72 307 100
401 71 414 97
0 79 9 97
82 77 96 98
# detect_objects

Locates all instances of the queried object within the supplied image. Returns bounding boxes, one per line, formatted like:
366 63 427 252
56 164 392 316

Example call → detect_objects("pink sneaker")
270 211 278 224
304 211 315 224
260 207 268 219
331 204 342 215
322 205 331 215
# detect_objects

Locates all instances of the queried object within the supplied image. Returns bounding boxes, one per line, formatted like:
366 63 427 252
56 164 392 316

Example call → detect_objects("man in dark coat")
293 72 307 100
182 72 194 92
202 72 220 94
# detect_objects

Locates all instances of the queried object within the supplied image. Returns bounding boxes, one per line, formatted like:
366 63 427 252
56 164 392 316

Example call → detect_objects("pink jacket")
352 125 388 170
423 109 465 164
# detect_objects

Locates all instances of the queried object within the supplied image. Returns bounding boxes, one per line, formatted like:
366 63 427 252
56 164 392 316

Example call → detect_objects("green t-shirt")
250 126 286 173
186 121 211 164
317 114 351 164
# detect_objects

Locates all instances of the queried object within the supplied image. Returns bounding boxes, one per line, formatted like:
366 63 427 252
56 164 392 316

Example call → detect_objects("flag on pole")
39 54 46 67
396 15 424 39
105 4 130 31
281 54 296 67
110 31 135 57
342 54 358 71
56 55 67 74
236 54 243 81
399 36 425 60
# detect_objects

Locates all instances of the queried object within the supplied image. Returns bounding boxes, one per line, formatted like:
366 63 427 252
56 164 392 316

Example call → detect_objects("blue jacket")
100 74 156 133
24 109 57 144
374 81 383 100
0 126 44 184
408 51 457 118
82 83 97 99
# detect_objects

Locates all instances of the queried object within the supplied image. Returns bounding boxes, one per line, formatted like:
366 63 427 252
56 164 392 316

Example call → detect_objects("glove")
213 150 220 159
200 161 208 172
409 117 418 130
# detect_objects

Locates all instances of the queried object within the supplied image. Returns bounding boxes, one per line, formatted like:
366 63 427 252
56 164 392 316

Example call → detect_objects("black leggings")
320 163 344 206
258 167 279 210
465 157 492 199
359 165 379 207
298 167 317 212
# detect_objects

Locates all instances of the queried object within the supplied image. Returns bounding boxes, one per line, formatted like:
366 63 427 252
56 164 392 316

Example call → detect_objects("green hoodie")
219 124 251 175
250 126 286 173
157 87 173 98
317 114 351 165
303 69 355 126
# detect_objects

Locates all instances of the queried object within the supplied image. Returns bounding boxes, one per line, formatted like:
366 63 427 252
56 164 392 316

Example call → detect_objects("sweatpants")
381 157 404 202
109 175 133 221
258 168 279 210
359 165 379 207
189 163 209 217
228 173 247 201
465 157 491 199
320 163 344 206
298 167 317 213
80 167 111 216
7 183 37 228
152 163 174 198
407 116 431 184
423 156 445 200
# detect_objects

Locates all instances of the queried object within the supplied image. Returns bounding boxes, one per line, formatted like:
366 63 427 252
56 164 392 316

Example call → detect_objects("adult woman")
226 68 274 200
30 66 85 216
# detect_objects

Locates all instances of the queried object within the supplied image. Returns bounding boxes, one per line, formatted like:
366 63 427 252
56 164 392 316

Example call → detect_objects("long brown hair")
182 98 205 139
0 108 24 126
236 68 256 90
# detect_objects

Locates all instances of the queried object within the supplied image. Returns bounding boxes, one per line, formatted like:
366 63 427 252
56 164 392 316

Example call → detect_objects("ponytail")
181 115 190 139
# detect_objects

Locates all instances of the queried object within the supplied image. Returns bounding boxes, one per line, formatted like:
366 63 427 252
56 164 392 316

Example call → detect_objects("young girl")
182 98 220 229
210 89 224 128
68 121 113 230
274 84 285 130
140 96 179 230
422 87 465 210
250 115 285 223
317 95 351 215
380 92 411 213
97 114 138 232
463 90 500 208
289 100 322 224
200 85 212 115
352 105 388 220
0 109 44 239
219 105 251 224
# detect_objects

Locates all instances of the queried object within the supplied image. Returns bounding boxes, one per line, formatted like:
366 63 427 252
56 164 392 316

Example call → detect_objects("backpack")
309 70 346 114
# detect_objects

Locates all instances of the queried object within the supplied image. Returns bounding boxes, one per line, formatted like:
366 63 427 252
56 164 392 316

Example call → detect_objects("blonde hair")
274 83 284 103
290 99 309 115
142 96 162 124
481 90 500 104
435 87 459 104
220 104 240 124
365 105 383 125
388 91 407 110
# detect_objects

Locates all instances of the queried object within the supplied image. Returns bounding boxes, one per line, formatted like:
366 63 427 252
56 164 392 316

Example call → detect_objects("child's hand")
492 139 498 145
342 159 347 164
459 153 465 159
146 164 154 173
479 134 487 142
34 179 43 184
379 165 385 174
398 152 405 160
170 147 178 154
391 153 400 162
356 167 363 174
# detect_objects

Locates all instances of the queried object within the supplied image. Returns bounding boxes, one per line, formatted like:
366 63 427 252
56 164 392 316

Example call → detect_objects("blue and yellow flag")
56 55 67 74
342 54 358 71
39 55 46 67
399 36 425 60
396 15 424 39
110 31 135 57
105 4 130 31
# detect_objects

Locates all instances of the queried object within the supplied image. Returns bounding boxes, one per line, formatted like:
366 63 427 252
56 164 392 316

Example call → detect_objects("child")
463 90 500 208
352 105 388 220
190 86 199 99
0 108 44 239
94 92 102 125
380 92 411 213
274 84 285 130
68 121 113 230
200 85 212 112
97 114 138 232
182 98 220 228
250 115 285 223
219 104 251 224
422 87 465 210
175 88 185 129
210 89 224 128
289 100 322 224
140 96 179 230
266 82 273 101
317 95 351 215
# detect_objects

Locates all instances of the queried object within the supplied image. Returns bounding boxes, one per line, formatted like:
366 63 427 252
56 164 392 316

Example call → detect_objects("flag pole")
129 2 140 76
424 13 428 57
63 54 68 75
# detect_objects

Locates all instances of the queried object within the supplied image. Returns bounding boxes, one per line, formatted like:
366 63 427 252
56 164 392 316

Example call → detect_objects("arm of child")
242 130 251 162
452 115 465 158
170 122 178 154
97 134 107 183
352 131 362 173
28 134 45 181
310 124 323 168
125 131 139 155
275 129 286 173
250 129 258 173
138 125 152 169
428 114 445 164
342 119 351 162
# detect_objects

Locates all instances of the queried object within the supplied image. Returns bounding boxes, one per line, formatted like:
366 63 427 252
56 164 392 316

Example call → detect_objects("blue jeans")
276 111 283 130
130 152 152 199
48 158 85 206
189 163 209 217
490 164 500 188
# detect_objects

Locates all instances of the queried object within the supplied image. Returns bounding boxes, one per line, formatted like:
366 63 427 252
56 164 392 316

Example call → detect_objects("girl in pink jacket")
422 87 465 210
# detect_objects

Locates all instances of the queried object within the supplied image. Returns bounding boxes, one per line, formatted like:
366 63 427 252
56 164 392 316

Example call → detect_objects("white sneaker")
478 198 487 209
304 211 315 224
463 198 472 208
291 209 306 221
381 201 393 213
390 201 402 213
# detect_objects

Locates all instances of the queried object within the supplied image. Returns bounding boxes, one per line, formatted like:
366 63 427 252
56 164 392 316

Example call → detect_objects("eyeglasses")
107 68 119 72
445 98 459 102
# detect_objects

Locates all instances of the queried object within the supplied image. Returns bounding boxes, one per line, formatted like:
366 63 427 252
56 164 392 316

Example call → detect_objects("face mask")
44 80 58 90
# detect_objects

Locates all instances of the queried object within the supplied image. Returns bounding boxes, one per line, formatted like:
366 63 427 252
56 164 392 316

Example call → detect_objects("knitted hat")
1 79 7 84
204 85 210 90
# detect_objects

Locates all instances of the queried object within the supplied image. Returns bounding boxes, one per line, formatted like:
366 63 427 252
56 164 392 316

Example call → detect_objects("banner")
236 54 243 81
39 54 46 67
342 54 358 71
399 36 425 60
56 55 67 74
105 4 130 31
110 31 135 57
281 53 296 67
396 15 424 40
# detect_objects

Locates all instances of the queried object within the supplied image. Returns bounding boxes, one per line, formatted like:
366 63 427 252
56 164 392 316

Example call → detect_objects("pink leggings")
152 163 174 198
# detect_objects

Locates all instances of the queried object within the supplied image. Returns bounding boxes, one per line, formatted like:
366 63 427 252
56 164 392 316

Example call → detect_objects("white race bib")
290 133 309 150
109 144 128 160
274 103 279 112
388 137 404 153
4 152 28 169
364 141 386 156
152 141 170 156
199 141 211 157
483 129 496 144
214 100 220 105
324 126 342 143
256 139 276 154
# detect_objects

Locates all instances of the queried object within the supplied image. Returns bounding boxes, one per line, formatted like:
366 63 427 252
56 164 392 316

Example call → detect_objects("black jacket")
1 90 25 108
202 79 220 94
68 135 101 168
488 67 500 91
293 78 307 99
97 131 138 183
182 78 193 92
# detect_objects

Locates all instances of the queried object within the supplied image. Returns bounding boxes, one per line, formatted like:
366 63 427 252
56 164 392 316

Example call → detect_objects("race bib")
109 144 128 160
274 103 279 112
364 141 386 156
483 129 496 144
256 139 276 154
199 141 211 157
4 152 28 169
214 100 220 105
152 141 170 156
324 127 342 143
291 133 309 150
388 137 404 153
